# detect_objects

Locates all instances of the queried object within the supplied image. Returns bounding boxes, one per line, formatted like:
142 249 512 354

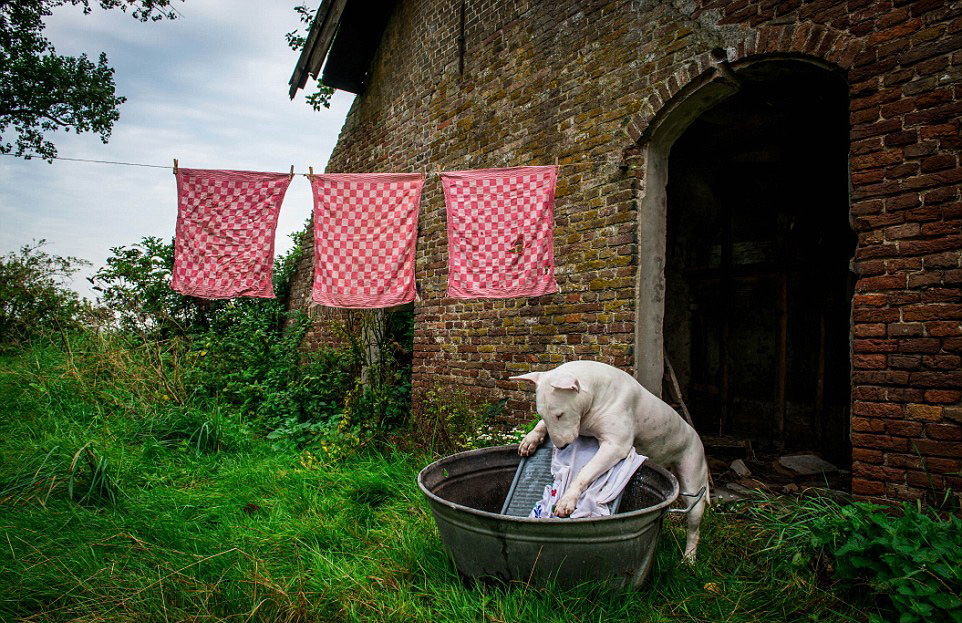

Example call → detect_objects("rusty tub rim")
417 444 680 524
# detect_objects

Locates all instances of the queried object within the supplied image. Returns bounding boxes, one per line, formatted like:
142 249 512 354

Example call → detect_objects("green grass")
0 344 874 622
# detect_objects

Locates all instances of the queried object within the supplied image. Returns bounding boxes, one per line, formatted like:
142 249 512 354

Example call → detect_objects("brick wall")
287 0 962 503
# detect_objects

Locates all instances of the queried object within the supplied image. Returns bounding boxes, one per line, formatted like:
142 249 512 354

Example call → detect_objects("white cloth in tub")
530 436 646 519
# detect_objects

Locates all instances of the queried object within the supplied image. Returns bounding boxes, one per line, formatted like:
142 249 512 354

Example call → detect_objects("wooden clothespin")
173 158 178 175
554 156 559 167
436 164 442 176
289 165 294 181
308 166 314 181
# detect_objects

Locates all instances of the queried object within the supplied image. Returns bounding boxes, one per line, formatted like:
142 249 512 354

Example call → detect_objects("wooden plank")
815 311 826 445
719 200 732 436
664 353 695 427
288 0 349 97
774 274 788 451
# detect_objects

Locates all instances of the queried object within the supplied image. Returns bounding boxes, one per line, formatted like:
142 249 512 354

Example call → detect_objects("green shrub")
92 236 217 337
262 344 358 445
414 388 521 454
749 495 962 623
812 500 962 623
0 240 88 349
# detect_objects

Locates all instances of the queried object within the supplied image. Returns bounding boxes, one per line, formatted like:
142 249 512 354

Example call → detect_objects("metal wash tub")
417 445 681 589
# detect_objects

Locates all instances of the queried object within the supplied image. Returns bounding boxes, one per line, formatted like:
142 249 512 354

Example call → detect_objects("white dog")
511 360 709 560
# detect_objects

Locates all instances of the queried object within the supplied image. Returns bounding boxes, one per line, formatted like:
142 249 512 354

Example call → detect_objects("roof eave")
288 0 349 99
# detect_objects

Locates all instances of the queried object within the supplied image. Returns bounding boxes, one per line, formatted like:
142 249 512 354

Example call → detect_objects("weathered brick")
885 453 924 469
923 354 962 369
907 403 945 421
888 322 924 337
926 321 962 336
913 439 962 457
911 371 962 387
926 422 962 440
906 470 942 489
856 275 907 290
885 223 921 239
284 0 962 506
923 288 962 302
855 323 887 337
852 433 909 451
898 337 942 352
854 385 887 401
853 401 904 417
887 420 924 436
887 387 926 403
907 271 944 287
922 251 961 267
924 389 961 403
889 354 922 369
854 353 888 369
945 405 962 424
898 235 962 256
903 304 962 321
852 477 886 495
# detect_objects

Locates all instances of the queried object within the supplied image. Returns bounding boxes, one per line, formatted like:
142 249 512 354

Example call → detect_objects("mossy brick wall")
286 0 962 503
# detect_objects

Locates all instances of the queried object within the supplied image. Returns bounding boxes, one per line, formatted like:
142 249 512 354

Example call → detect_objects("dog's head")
510 368 589 449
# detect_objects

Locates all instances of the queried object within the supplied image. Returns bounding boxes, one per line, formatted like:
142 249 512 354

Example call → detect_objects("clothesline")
3 152 602 175
1 153 171 169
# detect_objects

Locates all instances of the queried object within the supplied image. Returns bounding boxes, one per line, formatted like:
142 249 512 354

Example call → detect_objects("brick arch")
625 22 861 146
733 21 862 69
630 32 858 393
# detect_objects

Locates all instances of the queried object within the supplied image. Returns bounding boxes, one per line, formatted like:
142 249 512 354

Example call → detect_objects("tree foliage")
90 236 220 336
0 240 89 348
0 0 182 161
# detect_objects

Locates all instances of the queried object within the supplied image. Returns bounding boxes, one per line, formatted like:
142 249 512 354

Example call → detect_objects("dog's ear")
549 374 580 392
510 371 542 385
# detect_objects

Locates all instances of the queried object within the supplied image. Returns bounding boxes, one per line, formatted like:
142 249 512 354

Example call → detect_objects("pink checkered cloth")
310 173 424 308
172 169 292 299
441 166 559 299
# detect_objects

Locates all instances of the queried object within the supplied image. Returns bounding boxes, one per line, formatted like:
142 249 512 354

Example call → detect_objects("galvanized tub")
417 445 680 589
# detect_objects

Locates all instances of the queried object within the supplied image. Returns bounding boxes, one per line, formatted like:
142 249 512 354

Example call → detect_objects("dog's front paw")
554 493 578 517
518 431 543 456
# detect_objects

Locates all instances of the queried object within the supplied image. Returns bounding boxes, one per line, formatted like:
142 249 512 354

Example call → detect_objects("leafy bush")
812 500 962 623
261 343 358 445
414 387 518 454
91 236 218 337
182 297 358 441
748 495 962 623
0 240 88 349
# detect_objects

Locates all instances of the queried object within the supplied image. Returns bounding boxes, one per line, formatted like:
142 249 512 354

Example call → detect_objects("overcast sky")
0 1 352 299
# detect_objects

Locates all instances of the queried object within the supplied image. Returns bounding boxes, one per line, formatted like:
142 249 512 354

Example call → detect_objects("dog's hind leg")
675 451 710 562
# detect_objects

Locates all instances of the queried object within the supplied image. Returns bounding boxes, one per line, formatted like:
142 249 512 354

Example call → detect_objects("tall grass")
0 339 875 622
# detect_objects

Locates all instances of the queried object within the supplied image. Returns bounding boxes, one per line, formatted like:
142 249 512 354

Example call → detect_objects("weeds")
0 443 123 509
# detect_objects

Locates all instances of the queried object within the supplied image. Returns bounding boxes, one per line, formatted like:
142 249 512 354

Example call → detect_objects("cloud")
0 1 353 300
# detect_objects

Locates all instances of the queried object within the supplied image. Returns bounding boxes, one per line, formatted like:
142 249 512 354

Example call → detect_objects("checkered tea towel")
172 169 292 299
441 166 559 299
310 173 424 308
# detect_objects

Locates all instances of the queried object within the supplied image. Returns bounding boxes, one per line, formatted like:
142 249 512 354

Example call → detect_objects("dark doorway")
664 61 855 466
